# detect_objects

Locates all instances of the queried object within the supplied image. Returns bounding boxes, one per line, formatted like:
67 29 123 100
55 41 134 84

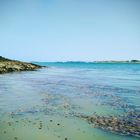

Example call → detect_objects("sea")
0 62 140 140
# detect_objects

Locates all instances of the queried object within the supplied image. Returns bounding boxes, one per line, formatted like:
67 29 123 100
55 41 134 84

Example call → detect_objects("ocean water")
0 62 140 140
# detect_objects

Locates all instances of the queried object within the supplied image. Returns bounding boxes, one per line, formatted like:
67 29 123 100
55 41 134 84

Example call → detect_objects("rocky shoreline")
0 56 43 74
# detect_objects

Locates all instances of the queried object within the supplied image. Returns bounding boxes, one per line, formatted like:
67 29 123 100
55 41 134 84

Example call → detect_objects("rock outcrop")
0 56 43 74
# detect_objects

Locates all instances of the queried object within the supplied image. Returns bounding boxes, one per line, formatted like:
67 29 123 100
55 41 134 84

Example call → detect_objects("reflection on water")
0 63 140 140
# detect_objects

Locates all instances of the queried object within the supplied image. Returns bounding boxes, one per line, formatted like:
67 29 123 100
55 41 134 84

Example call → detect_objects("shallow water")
0 62 140 140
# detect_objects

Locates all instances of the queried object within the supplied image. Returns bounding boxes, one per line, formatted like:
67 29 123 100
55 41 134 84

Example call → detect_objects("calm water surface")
0 62 140 140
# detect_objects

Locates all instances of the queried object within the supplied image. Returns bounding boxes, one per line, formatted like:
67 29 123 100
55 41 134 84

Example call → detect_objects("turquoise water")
0 62 140 140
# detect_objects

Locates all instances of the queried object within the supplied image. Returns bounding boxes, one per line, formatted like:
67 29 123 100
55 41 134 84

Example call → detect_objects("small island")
0 56 43 74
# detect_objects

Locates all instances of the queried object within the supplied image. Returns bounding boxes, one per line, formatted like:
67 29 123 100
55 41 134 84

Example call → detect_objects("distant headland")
92 60 140 63
53 60 140 64
0 56 43 74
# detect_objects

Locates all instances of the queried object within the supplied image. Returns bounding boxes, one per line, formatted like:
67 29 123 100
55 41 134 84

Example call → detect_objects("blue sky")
0 0 140 61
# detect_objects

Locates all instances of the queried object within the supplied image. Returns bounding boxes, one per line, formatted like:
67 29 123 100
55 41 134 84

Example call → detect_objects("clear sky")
0 0 140 62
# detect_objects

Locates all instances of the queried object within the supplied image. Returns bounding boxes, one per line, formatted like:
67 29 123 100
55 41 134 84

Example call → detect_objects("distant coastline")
33 60 140 64
91 60 140 64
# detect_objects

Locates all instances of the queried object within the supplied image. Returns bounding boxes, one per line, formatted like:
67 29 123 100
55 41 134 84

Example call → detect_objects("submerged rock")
0 56 44 74
76 112 140 137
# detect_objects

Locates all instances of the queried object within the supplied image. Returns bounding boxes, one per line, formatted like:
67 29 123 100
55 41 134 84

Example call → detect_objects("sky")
0 0 140 62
